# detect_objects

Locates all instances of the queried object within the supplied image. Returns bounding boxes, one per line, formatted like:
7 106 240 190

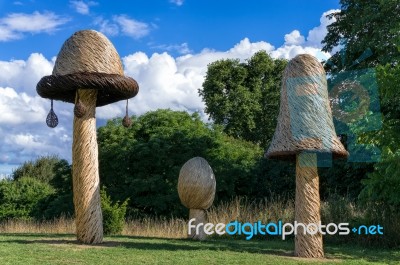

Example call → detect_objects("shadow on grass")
0 233 399 263
0 233 293 256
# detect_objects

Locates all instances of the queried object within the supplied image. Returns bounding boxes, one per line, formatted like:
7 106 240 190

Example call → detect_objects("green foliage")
98 109 262 218
0 177 55 220
12 155 62 183
356 65 400 208
323 0 400 211
33 159 74 220
322 0 400 72
200 51 287 147
101 187 128 235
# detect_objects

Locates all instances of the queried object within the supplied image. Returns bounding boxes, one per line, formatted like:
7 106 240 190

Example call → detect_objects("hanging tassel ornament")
74 90 86 118
122 99 132 128
46 100 58 128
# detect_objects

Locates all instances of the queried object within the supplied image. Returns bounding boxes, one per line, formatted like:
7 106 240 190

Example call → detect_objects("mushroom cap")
36 30 138 107
178 157 216 210
265 54 348 160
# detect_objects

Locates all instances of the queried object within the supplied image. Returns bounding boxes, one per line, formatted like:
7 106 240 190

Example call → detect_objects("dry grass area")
0 197 295 237
0 216 75 234
207 196 294 225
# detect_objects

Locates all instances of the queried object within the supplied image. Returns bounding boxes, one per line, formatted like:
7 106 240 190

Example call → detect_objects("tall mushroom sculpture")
36 30 139 244
265 54 348 258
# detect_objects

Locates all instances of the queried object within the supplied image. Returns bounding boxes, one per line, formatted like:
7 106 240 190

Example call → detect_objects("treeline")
0 105 394 221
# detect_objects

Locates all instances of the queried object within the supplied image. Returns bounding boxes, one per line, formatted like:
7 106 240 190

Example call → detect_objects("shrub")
0 177 55 221
101 187 128 235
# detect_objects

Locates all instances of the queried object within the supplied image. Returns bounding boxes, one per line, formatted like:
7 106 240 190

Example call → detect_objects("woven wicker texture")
265 54 348 160
72 89 103 244
294 153 324 258
178 157 216 210
46 100 58 128
53 30 123 75
36 30 138 106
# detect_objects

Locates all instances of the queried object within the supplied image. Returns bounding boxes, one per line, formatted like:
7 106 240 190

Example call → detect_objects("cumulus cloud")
94 15 150 39
284 30 305 46
0 55 72 172
0 9 337 174
120 36 329 117
70 1 98 15
306 9 340 48
0 53 54 93
0 12 69 41
0 87 48 125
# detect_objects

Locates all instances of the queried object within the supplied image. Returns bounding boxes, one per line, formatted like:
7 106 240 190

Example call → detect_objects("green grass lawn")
0 234 398 265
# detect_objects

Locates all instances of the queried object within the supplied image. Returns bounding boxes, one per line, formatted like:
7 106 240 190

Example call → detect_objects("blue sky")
0 0 340 176
0 0 339 59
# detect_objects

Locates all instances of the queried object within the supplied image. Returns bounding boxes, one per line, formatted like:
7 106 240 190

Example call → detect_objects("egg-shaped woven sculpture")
178 157 216 210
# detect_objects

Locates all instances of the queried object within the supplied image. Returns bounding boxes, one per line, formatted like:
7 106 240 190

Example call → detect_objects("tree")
12 155 62 183
358 64 400 207
36 159 74 219
97 109 263 218
10 156 74 220
322 0 400 72
321 0 400 203
199 51 287 147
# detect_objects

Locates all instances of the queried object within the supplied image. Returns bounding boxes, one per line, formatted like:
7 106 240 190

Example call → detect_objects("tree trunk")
294 153 324 258
72 89 103 244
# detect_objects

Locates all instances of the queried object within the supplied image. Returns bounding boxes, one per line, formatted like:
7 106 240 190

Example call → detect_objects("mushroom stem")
294 153 324 258
188 209 207 240
72 89 103 244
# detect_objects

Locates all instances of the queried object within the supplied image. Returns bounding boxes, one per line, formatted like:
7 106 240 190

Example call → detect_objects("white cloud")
0 9 336 174
306 9 340 48
0 54 73 170
94 15 150 39
0 87 48 125
0 53 54 93
70 1 98 15
94 17 119 36
284 30 305 46
122 37 301 117
0 25 19 41
113 15 150 39
0 86 73 168
0 12 69 41
170 0 184 6
151 42 192 55
97 104 124 119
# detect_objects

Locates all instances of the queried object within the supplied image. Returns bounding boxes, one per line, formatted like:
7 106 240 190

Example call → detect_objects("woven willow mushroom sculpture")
265 54 348 258
178 157 216 240
36 30 139 244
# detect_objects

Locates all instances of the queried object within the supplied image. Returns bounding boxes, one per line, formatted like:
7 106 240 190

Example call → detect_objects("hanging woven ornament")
46 100 58 128
74 90 86 118
122 99 132 128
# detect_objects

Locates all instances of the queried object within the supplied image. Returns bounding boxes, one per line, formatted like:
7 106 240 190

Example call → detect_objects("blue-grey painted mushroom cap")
265 54 348 160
